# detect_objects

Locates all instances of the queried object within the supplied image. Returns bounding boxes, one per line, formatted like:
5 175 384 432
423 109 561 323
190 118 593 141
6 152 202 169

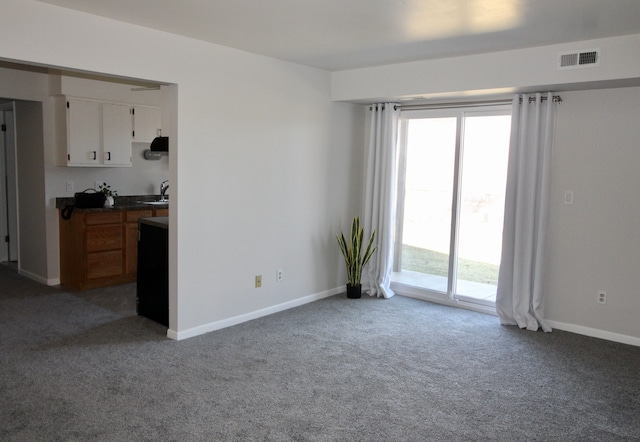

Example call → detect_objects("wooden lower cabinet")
59 208 165 290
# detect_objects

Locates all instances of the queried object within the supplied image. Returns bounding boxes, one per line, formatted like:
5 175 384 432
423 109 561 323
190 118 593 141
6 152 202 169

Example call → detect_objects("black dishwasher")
137 217 168 327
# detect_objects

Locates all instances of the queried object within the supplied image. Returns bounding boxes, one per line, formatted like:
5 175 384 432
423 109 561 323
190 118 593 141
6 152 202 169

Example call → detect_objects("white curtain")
364 103 400 298
496 92 558 332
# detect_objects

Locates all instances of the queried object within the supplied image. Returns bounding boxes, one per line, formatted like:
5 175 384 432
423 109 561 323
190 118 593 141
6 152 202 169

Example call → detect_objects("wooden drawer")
86 224 123 252
87 250 123 279
153 209 168 217
85 211 122 225
126 210 153 223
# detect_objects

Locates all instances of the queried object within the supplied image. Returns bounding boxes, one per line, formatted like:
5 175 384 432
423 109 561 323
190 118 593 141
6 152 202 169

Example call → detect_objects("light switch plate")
564 191 574 205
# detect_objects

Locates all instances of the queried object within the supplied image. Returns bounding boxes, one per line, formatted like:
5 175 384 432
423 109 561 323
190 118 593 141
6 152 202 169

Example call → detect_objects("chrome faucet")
160 180 169 201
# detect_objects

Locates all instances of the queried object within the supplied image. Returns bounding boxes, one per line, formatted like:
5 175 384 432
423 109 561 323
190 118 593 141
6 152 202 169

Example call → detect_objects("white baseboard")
394 283 639 347
163 285 639 347
167 286 342 341
546 320 640 347
19 269 59 286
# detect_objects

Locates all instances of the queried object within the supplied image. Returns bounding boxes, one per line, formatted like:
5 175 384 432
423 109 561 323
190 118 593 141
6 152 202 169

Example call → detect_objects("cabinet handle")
92 151 97 160
106 151 111 161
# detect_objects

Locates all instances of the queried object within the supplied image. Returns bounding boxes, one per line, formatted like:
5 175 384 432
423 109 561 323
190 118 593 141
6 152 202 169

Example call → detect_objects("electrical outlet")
66 181 74 192
276 269 283 282
255 275 262 288
597 290 607 304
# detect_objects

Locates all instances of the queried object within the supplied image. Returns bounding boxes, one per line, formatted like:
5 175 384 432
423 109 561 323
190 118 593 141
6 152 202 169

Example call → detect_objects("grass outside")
401 244 500 285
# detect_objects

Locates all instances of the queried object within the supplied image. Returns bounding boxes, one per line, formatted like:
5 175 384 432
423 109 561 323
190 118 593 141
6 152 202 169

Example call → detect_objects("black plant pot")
346 283 362 299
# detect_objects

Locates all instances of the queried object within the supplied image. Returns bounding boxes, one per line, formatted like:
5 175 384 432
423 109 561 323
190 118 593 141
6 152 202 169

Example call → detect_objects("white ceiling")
35 0 640 71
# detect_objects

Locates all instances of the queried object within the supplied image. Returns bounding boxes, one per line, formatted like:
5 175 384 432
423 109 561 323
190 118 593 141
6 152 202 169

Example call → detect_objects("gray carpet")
1 265 639 441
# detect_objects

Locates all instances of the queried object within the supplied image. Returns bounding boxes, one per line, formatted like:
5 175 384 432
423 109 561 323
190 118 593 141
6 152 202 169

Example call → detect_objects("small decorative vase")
104 196 114 207
346 283 362 299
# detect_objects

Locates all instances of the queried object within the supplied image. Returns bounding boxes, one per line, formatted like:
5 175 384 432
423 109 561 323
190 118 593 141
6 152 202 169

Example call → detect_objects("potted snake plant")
336 216 377 299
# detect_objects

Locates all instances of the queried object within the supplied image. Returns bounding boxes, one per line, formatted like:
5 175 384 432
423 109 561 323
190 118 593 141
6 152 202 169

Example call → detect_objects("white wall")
332 34 640 102
14 100 47 281
547 86 640 342
0 0 363 338
170 52 364 335
0 66 50 281
330 32 640 344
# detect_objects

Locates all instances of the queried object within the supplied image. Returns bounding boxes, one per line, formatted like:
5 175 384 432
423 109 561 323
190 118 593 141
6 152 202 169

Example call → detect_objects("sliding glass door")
394 106 511 306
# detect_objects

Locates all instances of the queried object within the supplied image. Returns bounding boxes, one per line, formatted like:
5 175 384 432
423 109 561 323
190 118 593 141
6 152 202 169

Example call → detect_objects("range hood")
144 136 168 160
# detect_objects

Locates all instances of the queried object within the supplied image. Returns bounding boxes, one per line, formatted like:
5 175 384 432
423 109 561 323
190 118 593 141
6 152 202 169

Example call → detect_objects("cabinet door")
67 99 101 165
132 106 161 143
102 103 132 166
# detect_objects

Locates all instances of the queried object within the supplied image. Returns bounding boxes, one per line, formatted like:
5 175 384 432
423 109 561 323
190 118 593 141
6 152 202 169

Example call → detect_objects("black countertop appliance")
136 216 168 327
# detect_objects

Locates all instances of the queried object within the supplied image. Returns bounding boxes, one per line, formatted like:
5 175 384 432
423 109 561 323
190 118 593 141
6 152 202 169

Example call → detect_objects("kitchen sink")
139 201 169 206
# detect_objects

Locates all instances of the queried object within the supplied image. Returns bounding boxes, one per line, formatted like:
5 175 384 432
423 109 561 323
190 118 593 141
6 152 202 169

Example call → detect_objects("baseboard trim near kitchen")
546 320 640 347
19 268 60 286
166 286 343 341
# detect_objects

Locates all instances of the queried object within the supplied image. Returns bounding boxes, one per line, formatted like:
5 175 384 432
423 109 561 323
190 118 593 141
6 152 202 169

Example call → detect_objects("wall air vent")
558 49 600 69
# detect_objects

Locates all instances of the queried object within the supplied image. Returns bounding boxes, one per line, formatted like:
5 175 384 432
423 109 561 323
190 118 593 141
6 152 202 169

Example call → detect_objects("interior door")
0 106 18 262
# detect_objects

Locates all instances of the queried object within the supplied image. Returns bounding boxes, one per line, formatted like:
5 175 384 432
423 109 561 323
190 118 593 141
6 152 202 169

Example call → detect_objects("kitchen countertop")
139 216 168 229
55 195 168 212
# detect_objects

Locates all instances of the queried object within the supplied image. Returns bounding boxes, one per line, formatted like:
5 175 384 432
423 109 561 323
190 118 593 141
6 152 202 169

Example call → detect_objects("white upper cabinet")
132 106 161 143
65 98 132 167
102 103 132 166
66 98 101 165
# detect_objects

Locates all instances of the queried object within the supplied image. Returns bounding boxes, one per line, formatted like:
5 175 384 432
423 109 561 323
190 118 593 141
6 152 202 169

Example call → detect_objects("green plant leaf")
336 216 377 287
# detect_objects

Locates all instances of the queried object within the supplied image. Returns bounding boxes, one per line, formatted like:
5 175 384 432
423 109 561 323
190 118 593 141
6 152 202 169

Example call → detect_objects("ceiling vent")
558 49 600 69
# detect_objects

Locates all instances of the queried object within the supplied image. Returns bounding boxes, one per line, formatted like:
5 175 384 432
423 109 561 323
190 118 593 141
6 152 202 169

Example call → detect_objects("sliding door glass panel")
455 115 511 302
400 117 457 293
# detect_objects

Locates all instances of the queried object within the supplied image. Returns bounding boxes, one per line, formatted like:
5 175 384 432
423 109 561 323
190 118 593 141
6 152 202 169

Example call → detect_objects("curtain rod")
394 99 512 111
370 94 563 112
524 94 563 104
